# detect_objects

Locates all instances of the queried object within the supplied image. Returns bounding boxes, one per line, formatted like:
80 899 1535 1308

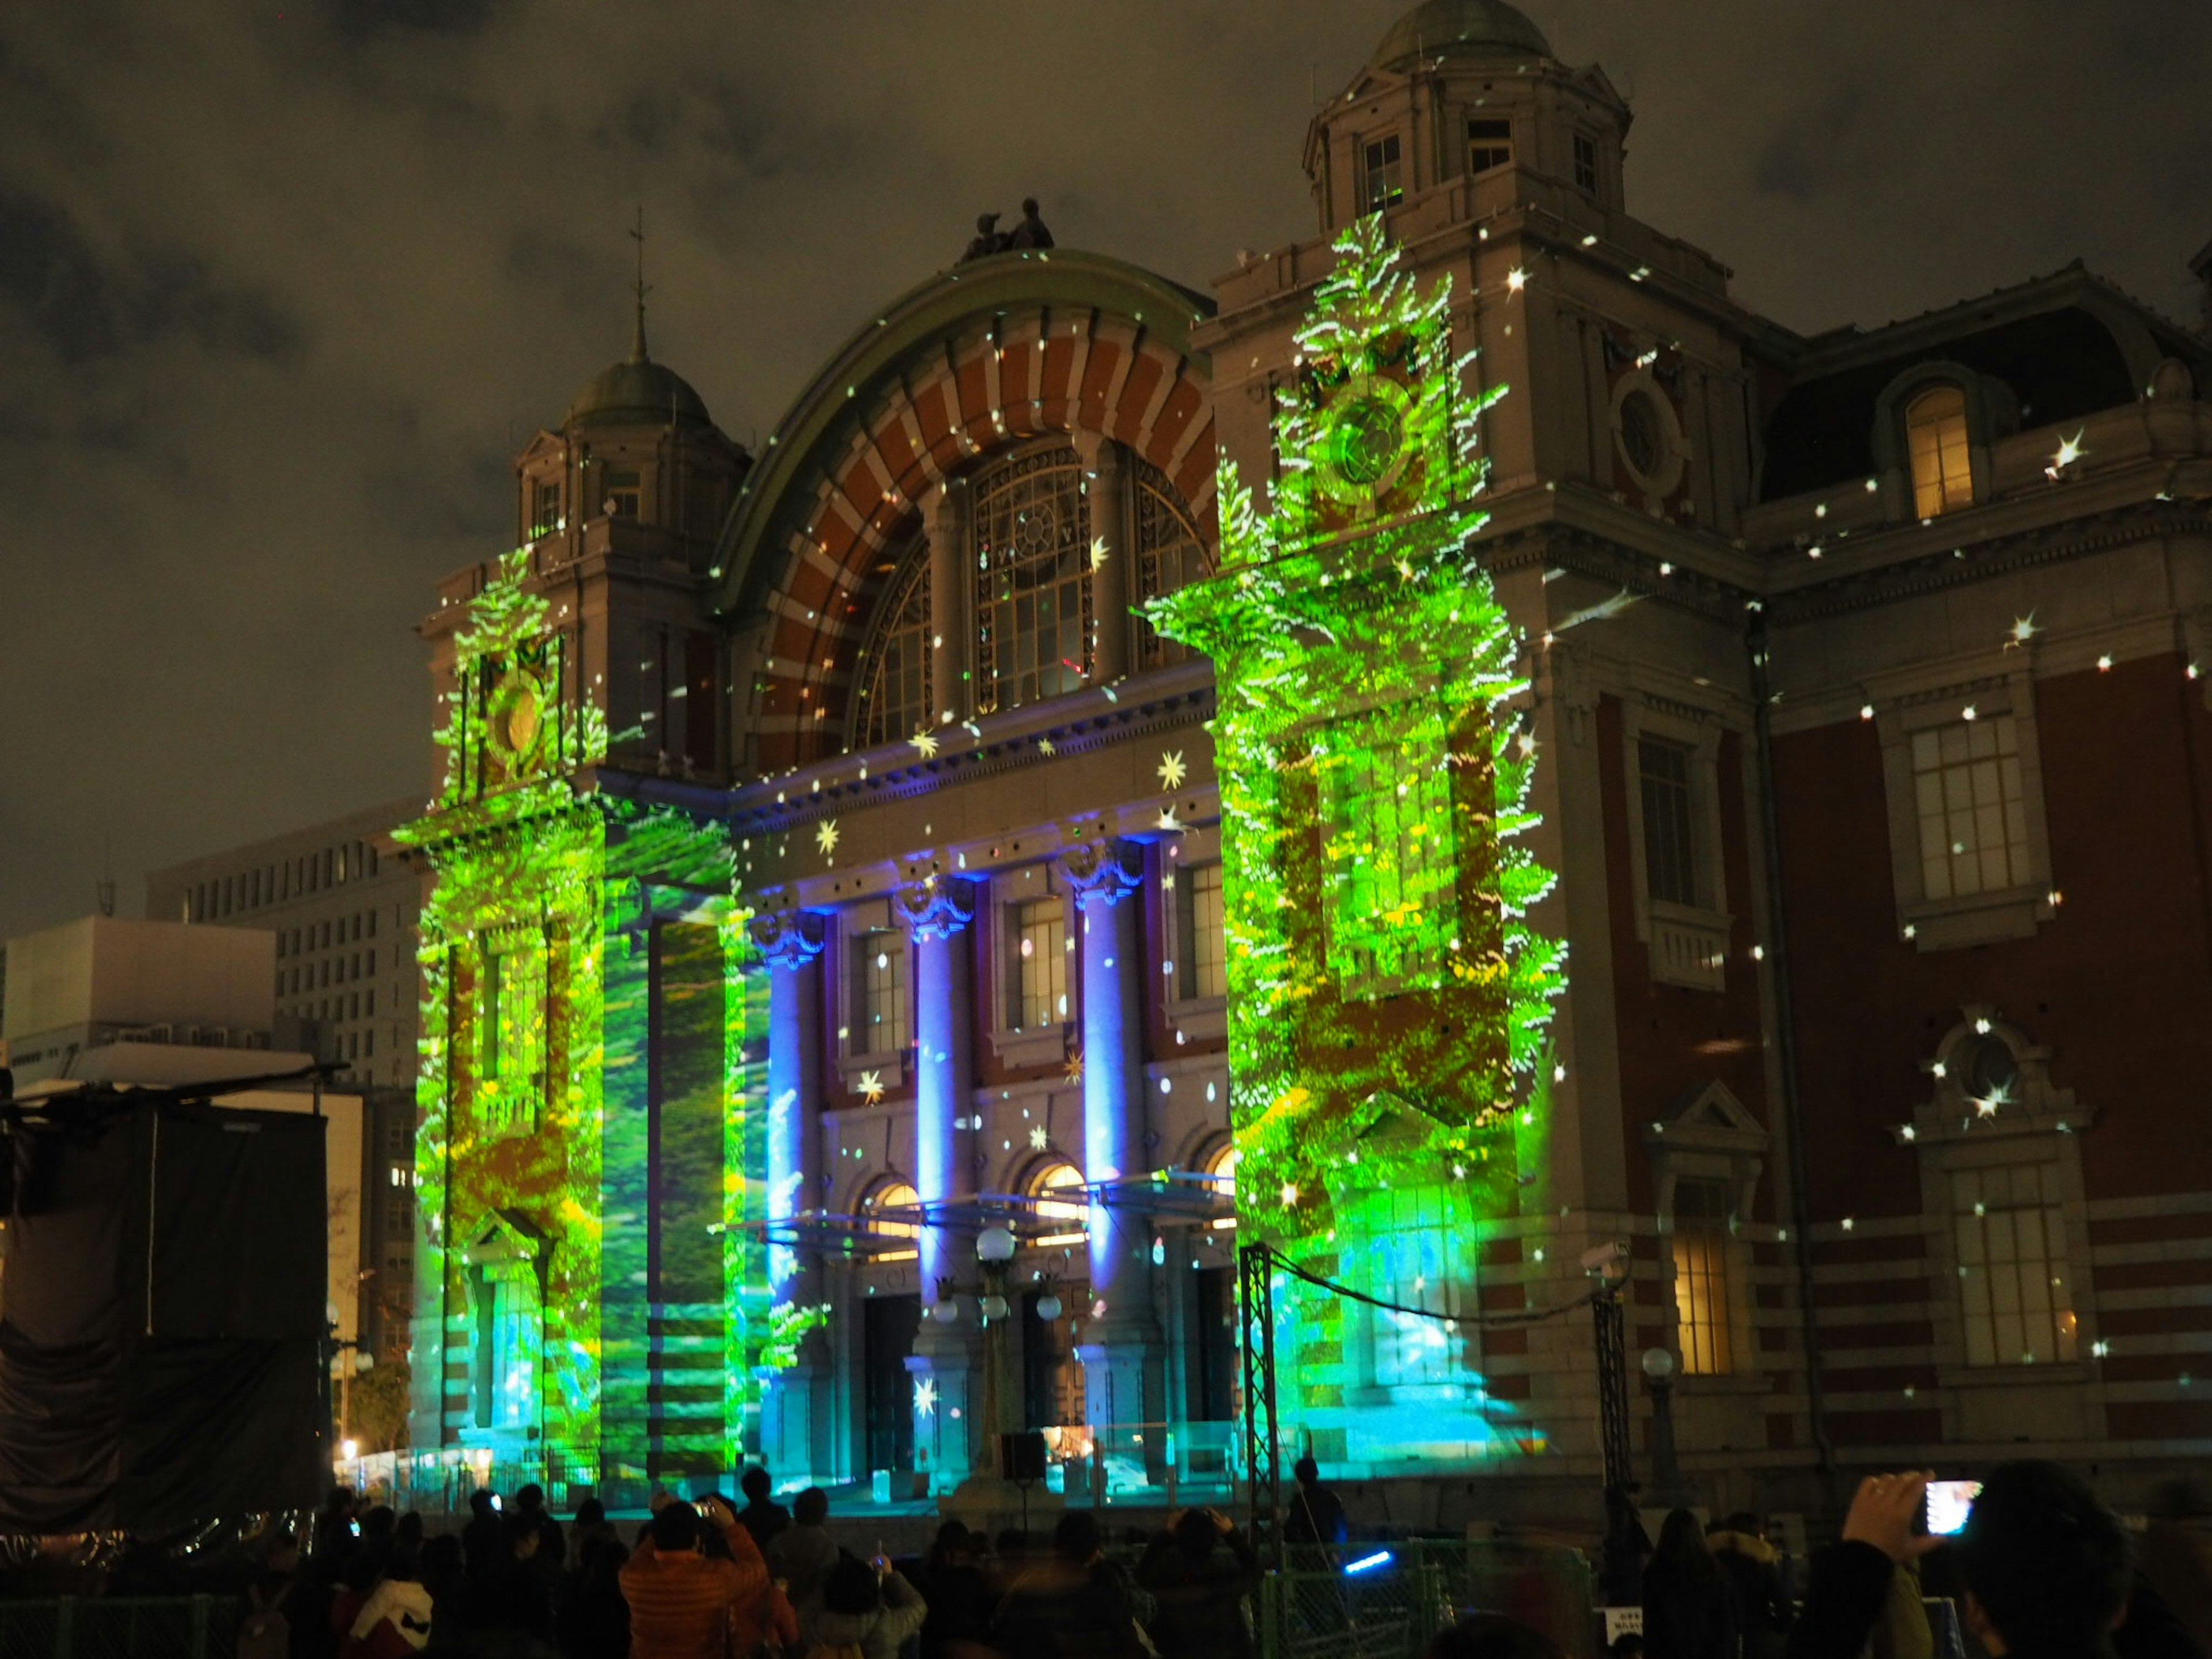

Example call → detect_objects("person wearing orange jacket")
621 1491 794 1659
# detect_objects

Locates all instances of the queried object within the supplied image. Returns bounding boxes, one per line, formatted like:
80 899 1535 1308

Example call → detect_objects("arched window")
1027 1160 1089 1246
855 556 932 748
1907 385 1974 517
1134 459 1209 671
862 1178 922 1260
1200 1140 1238 1200
974 444 1092 714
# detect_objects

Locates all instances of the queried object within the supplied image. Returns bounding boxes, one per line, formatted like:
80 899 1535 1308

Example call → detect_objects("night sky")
2 1 2204 944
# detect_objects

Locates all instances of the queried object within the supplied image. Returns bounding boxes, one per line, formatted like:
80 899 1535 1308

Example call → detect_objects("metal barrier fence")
0 1597 239 1659
1257 1540 1599 1659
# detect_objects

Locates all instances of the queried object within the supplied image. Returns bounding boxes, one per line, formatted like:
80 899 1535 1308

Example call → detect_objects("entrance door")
862 1294 921 1473
1187 1265 1236 1422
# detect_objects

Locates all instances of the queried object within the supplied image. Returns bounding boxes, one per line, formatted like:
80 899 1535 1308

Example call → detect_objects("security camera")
1580 1239 1631 1278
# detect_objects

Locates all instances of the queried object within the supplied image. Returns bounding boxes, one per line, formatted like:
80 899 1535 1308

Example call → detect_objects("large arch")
709 248 1219 773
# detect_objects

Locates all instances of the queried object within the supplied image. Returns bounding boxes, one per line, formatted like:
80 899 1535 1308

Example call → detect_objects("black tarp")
0 1094 328 1534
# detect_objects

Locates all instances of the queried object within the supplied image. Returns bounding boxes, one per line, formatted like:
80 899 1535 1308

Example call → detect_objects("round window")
1963 1035 2020 1104
1618 388 1666 478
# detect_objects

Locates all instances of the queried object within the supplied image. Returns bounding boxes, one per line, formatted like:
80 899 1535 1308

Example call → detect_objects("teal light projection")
1150 215 1566 1467
404 546 793 1490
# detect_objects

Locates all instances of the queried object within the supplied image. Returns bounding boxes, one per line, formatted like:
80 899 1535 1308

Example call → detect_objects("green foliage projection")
1148 214 1566 1246
404 545 787 1486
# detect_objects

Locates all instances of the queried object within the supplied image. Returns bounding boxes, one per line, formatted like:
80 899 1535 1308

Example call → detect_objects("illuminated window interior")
1028 1160 1089 1247
854 929 911 1054
1671 1176 1736 1375
1467 117 1512 174
857 558 932 747
1638 737 1699 907
1954 1161 2077 1366
864 1179 922 1262
1007 896 1068 1029
1907 385 1974 517
1912 716 2029 899
1362 133 1404 211
1178 861 1228 1001
974 445 1091 714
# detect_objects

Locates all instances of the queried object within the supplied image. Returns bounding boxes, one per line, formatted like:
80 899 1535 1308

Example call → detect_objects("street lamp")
1641 1346 1694 1511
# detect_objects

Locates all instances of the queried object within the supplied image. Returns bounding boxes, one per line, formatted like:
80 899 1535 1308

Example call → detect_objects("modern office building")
400 0 2212 1522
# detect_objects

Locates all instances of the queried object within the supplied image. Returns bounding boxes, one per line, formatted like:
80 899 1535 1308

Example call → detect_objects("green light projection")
405 544 796 1487
1149 215 1566 1460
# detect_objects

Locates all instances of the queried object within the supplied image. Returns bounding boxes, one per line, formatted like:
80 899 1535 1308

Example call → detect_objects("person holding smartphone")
623 1491 791 1659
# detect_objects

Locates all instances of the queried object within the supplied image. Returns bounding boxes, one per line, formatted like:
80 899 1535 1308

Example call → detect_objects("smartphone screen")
1925 1479 1982 1536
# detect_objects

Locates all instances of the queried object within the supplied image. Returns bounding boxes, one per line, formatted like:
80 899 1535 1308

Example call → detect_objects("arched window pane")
1907 385 1974 517
975 445 1091 713
1135 460 1210 671
855 554 931 747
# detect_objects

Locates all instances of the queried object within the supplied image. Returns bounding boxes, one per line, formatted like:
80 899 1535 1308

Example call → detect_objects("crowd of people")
57 1451 2212 1659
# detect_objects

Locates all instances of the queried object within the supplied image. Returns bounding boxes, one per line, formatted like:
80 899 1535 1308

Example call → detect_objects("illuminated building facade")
403 0 2212 1517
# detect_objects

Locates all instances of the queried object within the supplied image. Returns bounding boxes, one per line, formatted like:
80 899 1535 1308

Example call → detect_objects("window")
1028 1161 1089 1247
532 479 560 537
1349 1180 1475 1388
603 468 641 518
1907 386 1974 517
1317 704 1457 994
1467 117 1512 174
1953 1162 2077 1366
479 935 547 1139
974 445 1092 714
1671 1177 1736 1375
857 559 933 746
1007 898 1068 1030
1573 132 1598 194
862 1179 922 1260
1638 737 1699 906
1362 134 1405 211
853 929 911 1054
1177 862 1228 1001
1618 389 1666 480
1912 717 2029 899
1134 460 1209 671
474 1262 542 1429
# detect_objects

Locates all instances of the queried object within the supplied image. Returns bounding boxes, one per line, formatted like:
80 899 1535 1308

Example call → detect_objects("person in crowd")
565 1499 616 1577
1608 1633 1646 1659
1786 1465 2132 1659
416 1536 467 1641
450 1513 555 1644
621 1492 782 1659
344 1548 434 1657
805 1551 930 1659
461 1491 504 1577
1137 1506 1259 1659
512 1486 565 1584
1283 1455 1349 1556
766 1487 839 1616
1642 1509 1736 1659
553 1533 629 1659
2141 1478 2212 1655
1707 1513 1793 1659
917 1521 993 1658
395 1514 425 1556
1425 1613 1563 1659
991 1511 1147 1659
735 1467 791 1554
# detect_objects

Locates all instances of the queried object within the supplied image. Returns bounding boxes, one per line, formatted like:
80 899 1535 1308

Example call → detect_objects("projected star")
913 1377 937 1418
911 729 940 759
815 820 840 856
858 1070 885 1104
1029 1125 1051 1150
1037 736 1056 756
1157 751 1187 789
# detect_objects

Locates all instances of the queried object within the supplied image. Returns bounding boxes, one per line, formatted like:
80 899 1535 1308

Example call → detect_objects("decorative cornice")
748 909 827 972
1059 838 1145 910
895 876 978 941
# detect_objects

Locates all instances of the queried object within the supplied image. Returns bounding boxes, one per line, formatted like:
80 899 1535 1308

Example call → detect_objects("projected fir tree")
1149 214 1566 1253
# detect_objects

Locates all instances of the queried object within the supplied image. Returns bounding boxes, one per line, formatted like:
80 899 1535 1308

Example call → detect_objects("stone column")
923 479 972 728
748 909 830 1485
1073 432 1131 684
896 876 979 1492
1059 838 1161 1482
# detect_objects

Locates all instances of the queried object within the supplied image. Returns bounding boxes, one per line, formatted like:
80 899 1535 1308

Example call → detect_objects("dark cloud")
0 0 2205 940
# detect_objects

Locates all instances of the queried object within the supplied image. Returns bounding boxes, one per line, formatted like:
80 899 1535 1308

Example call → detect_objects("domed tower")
1304 0 1628 233
504 297 751 779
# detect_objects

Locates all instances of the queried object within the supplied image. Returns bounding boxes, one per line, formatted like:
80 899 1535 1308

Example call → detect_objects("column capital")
1059 838 1145 910
748 909 828 972
896 876 979 941
1069 429 1124 474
